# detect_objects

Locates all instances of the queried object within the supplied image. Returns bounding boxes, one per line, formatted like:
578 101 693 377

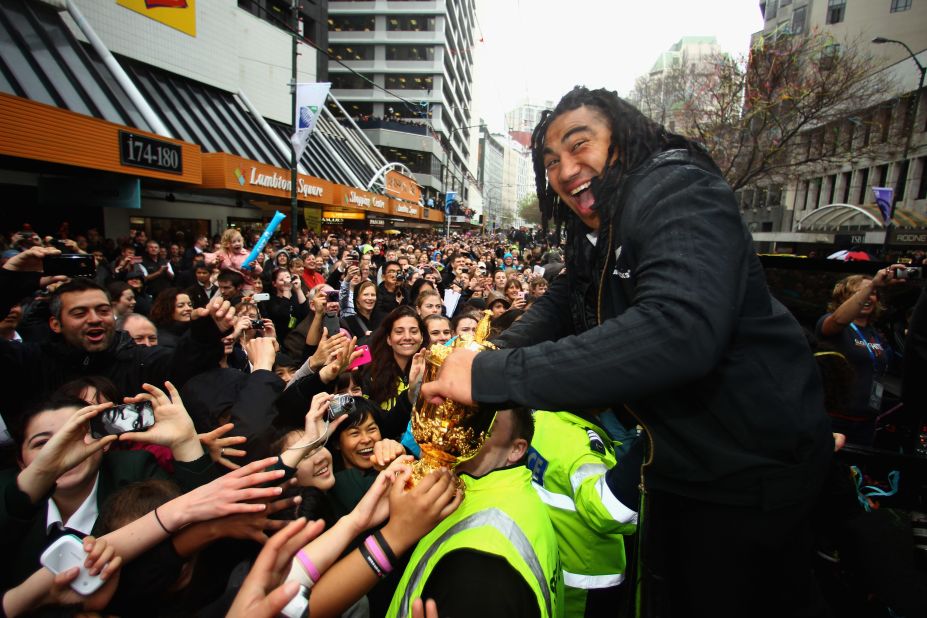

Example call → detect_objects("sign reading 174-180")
118 131 183 174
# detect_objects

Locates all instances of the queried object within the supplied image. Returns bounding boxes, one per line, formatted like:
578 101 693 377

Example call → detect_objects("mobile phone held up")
40 534 105 595
43 254 95 278
348 344 372 371
323 311 341 339
90 402 155 439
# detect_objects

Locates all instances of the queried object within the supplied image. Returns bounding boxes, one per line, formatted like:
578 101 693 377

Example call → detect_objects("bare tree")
517 193 542 226
630 29 898 193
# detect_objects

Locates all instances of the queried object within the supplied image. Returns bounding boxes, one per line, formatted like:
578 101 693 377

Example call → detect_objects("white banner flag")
291 82 331 161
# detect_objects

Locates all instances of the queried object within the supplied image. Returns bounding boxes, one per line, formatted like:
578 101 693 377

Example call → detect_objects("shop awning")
268 111 385 190
0 0 151 130
797 203 927 231
121 59 289 169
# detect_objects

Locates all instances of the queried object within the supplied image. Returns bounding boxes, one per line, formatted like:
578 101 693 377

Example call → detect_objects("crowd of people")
0 85 925 618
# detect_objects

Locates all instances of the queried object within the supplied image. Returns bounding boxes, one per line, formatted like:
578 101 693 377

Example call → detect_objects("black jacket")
0 271 224 421
473 149 832 508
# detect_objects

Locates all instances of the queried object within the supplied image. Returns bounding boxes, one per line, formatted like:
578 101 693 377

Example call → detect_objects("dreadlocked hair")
530 86 697 243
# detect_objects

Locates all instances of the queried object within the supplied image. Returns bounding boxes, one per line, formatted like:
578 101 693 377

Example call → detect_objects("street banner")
445 192 457 214
291 83 331 161
872 186 894 225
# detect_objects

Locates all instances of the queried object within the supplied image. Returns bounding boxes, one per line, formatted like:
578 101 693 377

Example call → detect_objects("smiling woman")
360 306 427 440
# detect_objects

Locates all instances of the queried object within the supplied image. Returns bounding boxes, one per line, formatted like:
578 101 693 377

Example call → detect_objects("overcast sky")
472 0 765 132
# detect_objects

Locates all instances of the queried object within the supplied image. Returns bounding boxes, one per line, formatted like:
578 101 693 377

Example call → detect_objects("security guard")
527 410 642 618
389 408 564 618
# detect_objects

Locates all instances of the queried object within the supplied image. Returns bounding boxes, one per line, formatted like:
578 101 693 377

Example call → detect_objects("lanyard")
848 323 884 374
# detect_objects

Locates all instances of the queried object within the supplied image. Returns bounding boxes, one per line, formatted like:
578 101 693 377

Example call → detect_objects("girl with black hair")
360 306 427 440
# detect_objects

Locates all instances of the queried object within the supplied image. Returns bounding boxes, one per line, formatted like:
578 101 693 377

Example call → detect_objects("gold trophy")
407 311 497 489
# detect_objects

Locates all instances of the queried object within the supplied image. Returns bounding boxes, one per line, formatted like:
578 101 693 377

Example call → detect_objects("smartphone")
252 292 270 302
348 344 372 370
90 402 155 439
43 254 95 278
325 290 340 303
40 534 105 595
323 311 341 339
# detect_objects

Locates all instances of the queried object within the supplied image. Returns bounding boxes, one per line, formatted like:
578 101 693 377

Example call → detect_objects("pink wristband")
364 535 392 573
296 549 321 583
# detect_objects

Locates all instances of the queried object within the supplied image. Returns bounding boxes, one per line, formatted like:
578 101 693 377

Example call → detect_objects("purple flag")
872 186 894 225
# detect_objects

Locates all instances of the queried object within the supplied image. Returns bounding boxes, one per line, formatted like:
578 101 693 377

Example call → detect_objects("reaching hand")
194 293 237 332
370 439 406 471
209 494 300 545
412 598 440 618
381 465 462 555
310 329 349 372
199 423 247 470
407 349 427 405
159 457 290 530
227 518 325 618
347 456 413 533
23 404 116 486
2 245 60 273
319 336 361 384
47 536 121 611
244 336 278 372
304 392 333 445
121 382 202 461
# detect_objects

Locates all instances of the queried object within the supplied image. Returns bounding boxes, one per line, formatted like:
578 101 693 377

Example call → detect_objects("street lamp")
872 36 926 253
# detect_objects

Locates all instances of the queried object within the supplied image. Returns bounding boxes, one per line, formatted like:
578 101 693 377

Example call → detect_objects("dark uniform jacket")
473 149 833 508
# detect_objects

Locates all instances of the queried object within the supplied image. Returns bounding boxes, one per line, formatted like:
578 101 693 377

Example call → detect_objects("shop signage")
344 189 387 210
368 218 385 226
322 217 345 224
385 170 422 204
890 230 927 245
247 168 325 198
393 202 420 217
119 131 183 174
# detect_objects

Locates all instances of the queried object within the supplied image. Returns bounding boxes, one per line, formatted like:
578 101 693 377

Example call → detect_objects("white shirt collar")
586 232 598 246
46 472 100 535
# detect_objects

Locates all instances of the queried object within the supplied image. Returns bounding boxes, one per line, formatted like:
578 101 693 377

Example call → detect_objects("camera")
325 290 339 303
894 266 923 280
250 319 265 330
327 393 355 421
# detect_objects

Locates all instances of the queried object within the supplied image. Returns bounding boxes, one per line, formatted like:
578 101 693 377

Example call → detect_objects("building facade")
326 0 478 207
0 0 440 243
748 0 927 250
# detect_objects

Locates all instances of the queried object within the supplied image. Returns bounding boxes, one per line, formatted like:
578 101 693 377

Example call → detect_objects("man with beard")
0 247 235 423
422 87 832 618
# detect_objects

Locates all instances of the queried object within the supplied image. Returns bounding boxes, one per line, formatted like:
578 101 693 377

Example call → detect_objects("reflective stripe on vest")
595 476 638 525
533 483 577 511
563 570 625 589
397 507 552 618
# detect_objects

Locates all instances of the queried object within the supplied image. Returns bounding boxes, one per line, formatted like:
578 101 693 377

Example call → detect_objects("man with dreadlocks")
422 86 833 618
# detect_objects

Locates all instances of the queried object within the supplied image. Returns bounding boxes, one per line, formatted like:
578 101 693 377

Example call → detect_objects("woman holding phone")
258 268 309 346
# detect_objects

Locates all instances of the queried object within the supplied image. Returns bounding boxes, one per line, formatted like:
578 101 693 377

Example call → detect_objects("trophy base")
405 447 463 494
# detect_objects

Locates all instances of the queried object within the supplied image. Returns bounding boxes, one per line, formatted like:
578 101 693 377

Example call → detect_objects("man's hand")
2 245 60 272
194 294 237 333
420 348 477 406
244 336 278 372
121 382 203 462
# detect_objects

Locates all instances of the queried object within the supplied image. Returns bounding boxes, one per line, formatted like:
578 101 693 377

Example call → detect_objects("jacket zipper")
596 220 653 496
